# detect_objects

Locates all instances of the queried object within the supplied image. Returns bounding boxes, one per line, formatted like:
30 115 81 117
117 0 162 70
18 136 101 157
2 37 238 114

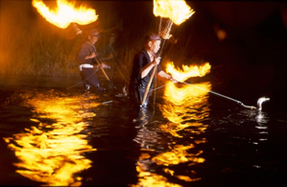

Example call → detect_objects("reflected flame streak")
247 110 270 169
3 91 99 186
32 0 98 28
135 62 211 186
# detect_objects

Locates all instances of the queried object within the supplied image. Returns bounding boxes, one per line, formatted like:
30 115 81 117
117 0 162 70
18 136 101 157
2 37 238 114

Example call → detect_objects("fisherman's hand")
89 52 97 59
169 77 178 83
154 56 161 66
94 65 99 71
101 63 111 69
85 52 96 60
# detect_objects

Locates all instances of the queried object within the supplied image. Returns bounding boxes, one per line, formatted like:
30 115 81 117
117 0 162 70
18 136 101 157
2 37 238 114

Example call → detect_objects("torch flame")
153 0 195 25
32 0 98 29
160 62 211 128
166 62 211 82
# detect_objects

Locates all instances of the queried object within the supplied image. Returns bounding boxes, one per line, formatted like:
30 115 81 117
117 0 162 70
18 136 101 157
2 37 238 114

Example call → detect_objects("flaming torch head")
153 0 195 39
32 0 98 29
153 0 195 25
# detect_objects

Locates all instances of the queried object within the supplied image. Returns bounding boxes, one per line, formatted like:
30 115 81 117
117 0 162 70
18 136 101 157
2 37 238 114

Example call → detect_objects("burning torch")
140 0 195 107
32 0 112 82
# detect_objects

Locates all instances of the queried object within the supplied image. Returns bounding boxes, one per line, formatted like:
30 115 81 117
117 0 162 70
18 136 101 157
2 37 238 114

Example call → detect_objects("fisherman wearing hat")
98 33 117 81
128 33 177 108
77 29 110 93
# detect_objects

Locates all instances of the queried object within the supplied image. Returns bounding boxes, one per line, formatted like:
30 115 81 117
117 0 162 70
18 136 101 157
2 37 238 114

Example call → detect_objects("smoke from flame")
32 0 98 29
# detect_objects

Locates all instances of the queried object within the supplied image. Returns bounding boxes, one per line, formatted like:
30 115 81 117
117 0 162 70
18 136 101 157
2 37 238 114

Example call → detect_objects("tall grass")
0 1 77 77
0 1 159 78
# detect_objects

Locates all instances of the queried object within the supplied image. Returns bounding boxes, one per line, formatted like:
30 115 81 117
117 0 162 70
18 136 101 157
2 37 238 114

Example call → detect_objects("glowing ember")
166 62 211 82
153 0 195 25
32 0 98 29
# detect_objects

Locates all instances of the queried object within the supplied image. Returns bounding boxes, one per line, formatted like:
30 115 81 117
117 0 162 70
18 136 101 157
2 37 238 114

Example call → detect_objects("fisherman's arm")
158 70 178 83
85 52 96 60
77 45 95 63
140 56 161 78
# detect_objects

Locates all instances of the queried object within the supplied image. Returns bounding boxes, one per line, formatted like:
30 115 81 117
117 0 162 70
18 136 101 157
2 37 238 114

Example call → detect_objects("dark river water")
1 74 287 187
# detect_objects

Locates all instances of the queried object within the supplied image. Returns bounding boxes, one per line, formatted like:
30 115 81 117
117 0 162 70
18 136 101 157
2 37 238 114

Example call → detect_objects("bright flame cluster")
161 62 212 124
153 0 195 25
32 0 98 28
166 62 211 82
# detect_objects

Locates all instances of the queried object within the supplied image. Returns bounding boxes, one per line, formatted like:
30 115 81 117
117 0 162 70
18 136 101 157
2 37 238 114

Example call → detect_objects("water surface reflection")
4 90 99 186
133 81 210 186
1 75 287 186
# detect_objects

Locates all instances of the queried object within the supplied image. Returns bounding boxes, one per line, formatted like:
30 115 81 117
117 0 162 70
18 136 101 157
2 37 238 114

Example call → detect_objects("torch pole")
140 57 158 107
140 19 172 107
94 57 111 81
113 59 128 84
109 52 128 84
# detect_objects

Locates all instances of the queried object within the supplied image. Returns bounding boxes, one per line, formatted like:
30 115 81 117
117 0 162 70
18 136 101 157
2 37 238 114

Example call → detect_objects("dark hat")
90 29 100 37
149 34 161 41
145 33 161 43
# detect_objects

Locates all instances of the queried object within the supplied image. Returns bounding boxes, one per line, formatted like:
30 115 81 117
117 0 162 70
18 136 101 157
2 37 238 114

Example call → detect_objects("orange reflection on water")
155 63 210 184
160 81 211 124
134 159 182 187
4 91 99 186
153 144 205 165
161 62 211 124
150 144 204 183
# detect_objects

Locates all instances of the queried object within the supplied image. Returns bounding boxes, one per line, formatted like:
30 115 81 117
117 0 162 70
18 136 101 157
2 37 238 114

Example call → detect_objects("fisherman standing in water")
128 33 177 108
97 33 117 82
77 29 110 93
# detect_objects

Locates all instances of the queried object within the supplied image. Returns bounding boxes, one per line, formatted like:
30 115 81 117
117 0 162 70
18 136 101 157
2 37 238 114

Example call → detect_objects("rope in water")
149 84 167 92
180 81 257 109
149 81 257 110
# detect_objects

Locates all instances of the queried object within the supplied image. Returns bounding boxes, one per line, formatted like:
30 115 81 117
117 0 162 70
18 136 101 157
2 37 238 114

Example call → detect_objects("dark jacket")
77 42 98 65
129 49 161 89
